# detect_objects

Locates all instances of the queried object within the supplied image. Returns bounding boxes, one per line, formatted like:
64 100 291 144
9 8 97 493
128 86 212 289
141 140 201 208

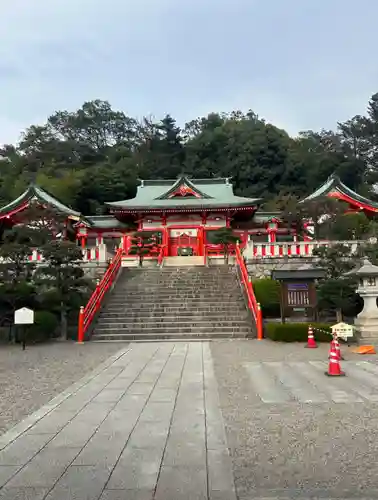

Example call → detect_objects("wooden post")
77 306 85 343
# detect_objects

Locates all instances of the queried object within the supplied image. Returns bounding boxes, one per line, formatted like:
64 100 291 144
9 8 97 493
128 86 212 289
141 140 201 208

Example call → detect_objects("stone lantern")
346 258 378 343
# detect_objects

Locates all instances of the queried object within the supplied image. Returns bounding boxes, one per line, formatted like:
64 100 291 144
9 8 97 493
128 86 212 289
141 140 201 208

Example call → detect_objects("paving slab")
0 342 236 499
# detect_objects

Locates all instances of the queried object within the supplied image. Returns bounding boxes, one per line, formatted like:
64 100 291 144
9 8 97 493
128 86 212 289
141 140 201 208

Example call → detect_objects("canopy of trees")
1 94 378 214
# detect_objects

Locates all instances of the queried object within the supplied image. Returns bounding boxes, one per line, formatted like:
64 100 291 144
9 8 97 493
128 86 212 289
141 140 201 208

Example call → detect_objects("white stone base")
121 258 157 268
164 256 204 267
354 317 378 342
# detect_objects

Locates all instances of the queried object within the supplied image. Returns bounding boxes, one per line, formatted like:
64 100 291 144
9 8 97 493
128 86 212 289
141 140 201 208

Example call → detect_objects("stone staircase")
92 266 253 342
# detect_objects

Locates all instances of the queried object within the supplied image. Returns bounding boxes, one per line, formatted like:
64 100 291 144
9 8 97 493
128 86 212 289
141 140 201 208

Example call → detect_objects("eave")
109 205 259 215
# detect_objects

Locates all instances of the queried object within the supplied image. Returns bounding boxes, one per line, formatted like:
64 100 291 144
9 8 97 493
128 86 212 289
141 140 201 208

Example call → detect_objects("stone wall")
246 257 316 278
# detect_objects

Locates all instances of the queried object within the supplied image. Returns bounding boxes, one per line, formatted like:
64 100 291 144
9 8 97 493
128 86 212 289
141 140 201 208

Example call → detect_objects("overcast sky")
0 0 377 144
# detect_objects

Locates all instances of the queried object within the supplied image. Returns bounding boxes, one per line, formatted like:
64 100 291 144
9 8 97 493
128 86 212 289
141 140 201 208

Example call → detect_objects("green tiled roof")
106 176 260 211
301 174 378 209
86 216 130 229
254 211 282 223
0 184 83 219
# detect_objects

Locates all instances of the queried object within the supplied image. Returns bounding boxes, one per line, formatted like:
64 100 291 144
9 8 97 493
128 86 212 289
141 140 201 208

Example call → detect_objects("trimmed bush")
253 278 280 318
27 311 59 342
265 322 332 342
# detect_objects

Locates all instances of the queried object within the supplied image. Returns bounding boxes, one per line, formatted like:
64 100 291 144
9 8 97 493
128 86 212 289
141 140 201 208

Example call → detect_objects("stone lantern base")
354 316 378 344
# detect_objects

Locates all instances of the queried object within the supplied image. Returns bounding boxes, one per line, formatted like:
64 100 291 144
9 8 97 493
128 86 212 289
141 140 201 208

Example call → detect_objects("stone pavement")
245 360 378 403
211 340 378 500
0 342 236 500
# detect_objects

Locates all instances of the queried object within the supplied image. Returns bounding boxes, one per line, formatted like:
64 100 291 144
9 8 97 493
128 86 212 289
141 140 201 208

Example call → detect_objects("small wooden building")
271 265 326 323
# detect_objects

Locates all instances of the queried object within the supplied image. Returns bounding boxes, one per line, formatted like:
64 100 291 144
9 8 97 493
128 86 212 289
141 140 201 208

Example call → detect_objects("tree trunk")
139 254 143 267
60 303 68 340
336 308 343 323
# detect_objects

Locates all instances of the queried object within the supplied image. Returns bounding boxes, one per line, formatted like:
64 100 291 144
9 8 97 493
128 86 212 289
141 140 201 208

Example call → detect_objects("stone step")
91 331 250 341
109 294 240 301
107 297 244 304
113 285 240 291
94 325 251 334
104 304 247 312
89 265 253 342
96 319 249 328
114 284 239 291
98 312 248 320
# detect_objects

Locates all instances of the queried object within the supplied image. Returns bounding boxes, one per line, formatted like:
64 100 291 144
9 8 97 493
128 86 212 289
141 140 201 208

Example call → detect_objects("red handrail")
235 244 263 340
77 247 124 343
157 245 165 266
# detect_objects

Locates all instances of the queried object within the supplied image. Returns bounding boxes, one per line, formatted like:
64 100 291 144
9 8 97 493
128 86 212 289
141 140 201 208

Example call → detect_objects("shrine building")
0 173 377 263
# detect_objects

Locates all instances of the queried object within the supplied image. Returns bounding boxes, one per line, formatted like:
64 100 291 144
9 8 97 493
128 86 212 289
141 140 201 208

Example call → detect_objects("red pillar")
162 227 169 256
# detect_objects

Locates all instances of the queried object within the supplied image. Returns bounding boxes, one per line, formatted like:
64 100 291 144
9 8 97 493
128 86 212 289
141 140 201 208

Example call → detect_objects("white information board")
14 307 34 325
332 322 354 340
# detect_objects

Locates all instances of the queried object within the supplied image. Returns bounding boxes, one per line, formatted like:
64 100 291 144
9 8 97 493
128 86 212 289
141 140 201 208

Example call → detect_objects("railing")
235 244 263 340
246 240 364 259
77 247 124 343
157 245 165 267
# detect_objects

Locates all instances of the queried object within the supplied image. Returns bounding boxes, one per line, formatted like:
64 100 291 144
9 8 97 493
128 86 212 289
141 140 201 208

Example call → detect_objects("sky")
1 0 378 144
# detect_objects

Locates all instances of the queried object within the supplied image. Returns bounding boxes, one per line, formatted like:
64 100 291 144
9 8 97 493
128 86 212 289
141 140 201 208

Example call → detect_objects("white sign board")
331 322 354 340
14 307 34 325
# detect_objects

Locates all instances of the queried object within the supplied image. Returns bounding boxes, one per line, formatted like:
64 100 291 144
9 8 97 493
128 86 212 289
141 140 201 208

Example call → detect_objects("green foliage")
1 93 378 216
35 240 90 339
265 322 332 342
27 311 59 342
253 278 281 317
312 244 358 320
129 231 159 266
330 212 376 241
210 228 239 263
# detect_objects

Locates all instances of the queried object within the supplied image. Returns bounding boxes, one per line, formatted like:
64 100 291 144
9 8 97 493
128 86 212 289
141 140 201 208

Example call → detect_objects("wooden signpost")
332 322 354 345
14 307 34 350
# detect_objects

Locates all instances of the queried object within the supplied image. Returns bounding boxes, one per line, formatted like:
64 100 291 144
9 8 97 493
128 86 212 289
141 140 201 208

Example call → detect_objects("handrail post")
77 306 85 344
257 303 263 340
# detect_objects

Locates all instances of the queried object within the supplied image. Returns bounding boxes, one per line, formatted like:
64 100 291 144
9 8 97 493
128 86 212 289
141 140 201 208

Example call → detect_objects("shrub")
253 278 281 318
265 322 332 342
26 311 59 342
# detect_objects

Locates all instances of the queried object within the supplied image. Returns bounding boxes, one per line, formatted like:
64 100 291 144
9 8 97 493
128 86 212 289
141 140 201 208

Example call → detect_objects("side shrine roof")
300 174 378 212
0 184 83 221
105 176 260 212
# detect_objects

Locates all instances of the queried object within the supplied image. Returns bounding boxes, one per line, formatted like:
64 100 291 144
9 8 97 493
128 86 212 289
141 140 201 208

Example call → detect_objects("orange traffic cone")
305 325 317 348
333 336 344 360
328 338 335 358
325 341 345 377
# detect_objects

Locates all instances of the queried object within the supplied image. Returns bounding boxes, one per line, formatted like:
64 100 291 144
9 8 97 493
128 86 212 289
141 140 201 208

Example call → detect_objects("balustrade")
244 240 363 259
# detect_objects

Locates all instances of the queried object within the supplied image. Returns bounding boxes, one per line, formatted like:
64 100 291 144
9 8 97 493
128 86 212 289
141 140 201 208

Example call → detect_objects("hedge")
265 322 332 342
253 278 280 318
27 311 59 342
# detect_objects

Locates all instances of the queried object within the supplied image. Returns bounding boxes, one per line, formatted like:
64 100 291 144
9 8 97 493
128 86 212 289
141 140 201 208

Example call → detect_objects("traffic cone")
305 325 317 348
333 336 344 361
325 341 345 377
328 338 335 358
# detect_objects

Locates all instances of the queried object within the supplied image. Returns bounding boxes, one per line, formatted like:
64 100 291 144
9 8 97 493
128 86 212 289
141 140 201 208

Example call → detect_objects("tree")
128 232 157 267
280 197 344 240
211 228 239 264
330 212 377 241
36 240 90 339
312 244 358 322
0 225 39 329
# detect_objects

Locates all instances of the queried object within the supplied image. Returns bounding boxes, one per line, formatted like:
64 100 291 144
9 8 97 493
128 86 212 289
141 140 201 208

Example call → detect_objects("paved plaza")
0 342 235 500
1 340 378 499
